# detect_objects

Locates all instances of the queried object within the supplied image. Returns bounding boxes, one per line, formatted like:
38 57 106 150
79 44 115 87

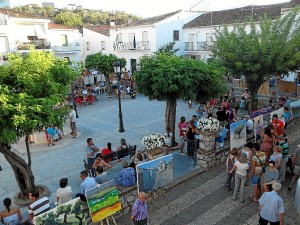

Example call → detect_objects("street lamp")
113 61 125 132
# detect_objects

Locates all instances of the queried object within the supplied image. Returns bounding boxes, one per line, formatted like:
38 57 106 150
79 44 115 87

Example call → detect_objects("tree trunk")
165 97 177 145
105 74 112 93
0 144 36 197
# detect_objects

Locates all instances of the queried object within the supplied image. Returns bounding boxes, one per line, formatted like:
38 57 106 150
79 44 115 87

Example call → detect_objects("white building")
0 8 83 62
110 10 200 72
48 23 83 61
183 0 300 61
82 25 113 59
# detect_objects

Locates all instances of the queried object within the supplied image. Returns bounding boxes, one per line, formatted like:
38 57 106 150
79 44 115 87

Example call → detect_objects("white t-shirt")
71 110 76 122
164 132 173 146
55 186 72 205
246 119 254 130
234 161 249 176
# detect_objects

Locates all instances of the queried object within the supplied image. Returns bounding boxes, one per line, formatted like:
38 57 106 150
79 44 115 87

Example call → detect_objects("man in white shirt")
70 105 77 138
246 115 254 134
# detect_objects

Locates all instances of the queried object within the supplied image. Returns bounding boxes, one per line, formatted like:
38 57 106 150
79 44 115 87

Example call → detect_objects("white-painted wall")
82 28 112 60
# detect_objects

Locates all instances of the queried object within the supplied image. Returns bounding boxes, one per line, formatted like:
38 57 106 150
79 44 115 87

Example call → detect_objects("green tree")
0 50 79 196
156 42 179 56
85 53 126 93
53 10 83 27
212 8 300 110
136 53 224 144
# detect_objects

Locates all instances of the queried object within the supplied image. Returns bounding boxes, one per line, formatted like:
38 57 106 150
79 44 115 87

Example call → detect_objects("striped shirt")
28 197 50 217
279 142 289 158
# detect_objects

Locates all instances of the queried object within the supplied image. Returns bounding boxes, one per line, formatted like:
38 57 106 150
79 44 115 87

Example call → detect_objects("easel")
99 215 117 225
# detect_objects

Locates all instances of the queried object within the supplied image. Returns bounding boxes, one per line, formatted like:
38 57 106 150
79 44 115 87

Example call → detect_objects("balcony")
113 41 150 51
185 41 214 51
17 40 51 51
52 44 81 54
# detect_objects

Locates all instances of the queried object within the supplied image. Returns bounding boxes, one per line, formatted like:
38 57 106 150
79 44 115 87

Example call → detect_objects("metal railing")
184 41 214 51
113 41 150 51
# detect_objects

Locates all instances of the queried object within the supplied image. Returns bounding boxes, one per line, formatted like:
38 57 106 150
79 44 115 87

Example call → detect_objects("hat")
269 160 276 166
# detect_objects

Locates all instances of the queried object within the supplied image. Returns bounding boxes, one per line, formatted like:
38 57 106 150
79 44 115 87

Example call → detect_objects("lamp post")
113 61 125 132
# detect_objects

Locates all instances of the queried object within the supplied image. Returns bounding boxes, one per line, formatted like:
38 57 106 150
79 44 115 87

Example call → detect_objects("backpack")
227 156 235 171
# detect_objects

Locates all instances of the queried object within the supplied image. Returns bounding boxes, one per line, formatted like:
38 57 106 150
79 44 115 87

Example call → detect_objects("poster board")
137 154 174 193
254 115 264 142
230 119 247 149
290 99 300 119
85 180 121 223
34 198 86 225
270 107 285 123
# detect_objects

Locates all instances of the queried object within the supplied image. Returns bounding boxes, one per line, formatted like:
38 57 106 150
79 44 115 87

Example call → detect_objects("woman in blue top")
263 160 279 192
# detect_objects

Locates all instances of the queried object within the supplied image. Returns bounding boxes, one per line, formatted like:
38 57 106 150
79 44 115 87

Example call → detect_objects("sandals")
248 197 258 202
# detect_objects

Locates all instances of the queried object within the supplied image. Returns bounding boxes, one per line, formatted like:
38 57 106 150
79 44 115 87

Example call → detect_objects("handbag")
255 155 265 173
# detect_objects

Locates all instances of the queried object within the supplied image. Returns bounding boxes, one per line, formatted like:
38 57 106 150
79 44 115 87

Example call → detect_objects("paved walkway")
0 94 195 214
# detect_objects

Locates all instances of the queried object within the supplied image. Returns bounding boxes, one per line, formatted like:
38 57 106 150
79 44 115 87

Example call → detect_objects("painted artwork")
290 100 300 119
86 180 121 223
254 115 264 142
270 107 285 124
230 119 247 149
137 154 174 192
34 197 86 225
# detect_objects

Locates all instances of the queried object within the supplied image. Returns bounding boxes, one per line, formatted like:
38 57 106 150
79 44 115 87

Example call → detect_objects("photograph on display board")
137 154 174 192
290 99 300 119
85 180 121 223
254 115 264 142
34 197 86 225
230 119 247 149
270 107 285 123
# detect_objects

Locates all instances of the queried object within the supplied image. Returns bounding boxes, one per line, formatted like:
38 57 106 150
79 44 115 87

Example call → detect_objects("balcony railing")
17 40 51 50
52 45 81 53
185 41 214 51
113 41 150 51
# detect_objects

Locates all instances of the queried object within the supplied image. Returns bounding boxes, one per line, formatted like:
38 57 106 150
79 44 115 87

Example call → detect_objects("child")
164 127 172 155
240 96 245 110
283 107 291 129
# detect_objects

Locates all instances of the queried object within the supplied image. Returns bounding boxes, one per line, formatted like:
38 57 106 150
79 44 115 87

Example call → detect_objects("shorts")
179 137 186 144
251 174 261 185
293 165 300 175
71 122 76 129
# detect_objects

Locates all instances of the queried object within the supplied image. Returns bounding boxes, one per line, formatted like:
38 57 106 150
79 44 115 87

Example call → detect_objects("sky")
9 0 290 17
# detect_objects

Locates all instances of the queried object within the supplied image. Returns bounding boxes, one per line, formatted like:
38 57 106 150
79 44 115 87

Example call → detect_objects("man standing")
86 138 100 176
28 190 50 222
246 115 254 134
131 192 148 225
69 105 77 138
271 114 284 136
258 182 284 225
277 135 289 183
288 144 300 191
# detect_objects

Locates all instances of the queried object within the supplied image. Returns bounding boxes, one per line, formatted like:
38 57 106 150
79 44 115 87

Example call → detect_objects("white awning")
35 25 47 39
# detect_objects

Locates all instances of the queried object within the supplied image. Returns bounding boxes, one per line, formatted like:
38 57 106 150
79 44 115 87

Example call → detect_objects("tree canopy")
136 53 224 144
212 8 300 109
13 5 141 27
0 50 79 196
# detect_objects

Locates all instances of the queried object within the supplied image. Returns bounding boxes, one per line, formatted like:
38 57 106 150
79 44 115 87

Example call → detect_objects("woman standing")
269 145 283 170
164 127 172 155
263 160 280 192
261 127 274 164
232 155 249 203
0 198 22 225
225 148 238 190
186 121 196 158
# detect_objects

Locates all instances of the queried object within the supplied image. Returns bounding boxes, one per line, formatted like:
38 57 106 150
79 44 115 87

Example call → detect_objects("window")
173 30 179 41
142 31 148 42
101 41 106 50
61 35 68 46
86 42 90 50
206 33 212 43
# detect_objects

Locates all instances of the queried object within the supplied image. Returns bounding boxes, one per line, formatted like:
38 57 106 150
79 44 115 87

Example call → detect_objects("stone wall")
197 131 217 168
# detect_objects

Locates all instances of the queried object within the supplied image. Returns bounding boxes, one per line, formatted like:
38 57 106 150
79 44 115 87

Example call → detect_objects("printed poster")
230 119 247 149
